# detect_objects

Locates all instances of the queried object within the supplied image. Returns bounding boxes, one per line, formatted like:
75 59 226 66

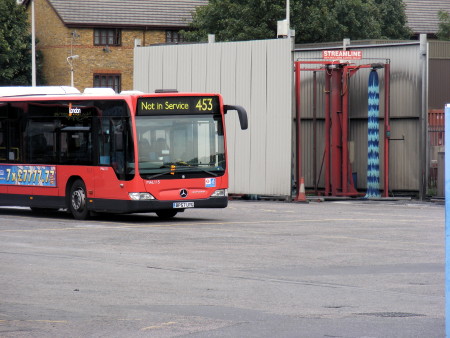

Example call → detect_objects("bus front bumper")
89 196 228 214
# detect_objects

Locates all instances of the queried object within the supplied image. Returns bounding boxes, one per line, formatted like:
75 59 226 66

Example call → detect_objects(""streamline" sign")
322 50 363 60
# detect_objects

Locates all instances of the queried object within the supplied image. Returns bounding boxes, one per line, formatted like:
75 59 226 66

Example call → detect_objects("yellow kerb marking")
141 321 177 331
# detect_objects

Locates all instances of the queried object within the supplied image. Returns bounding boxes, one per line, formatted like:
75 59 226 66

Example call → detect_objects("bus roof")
0 87 162 98
0 86 82 97
0 86 145 98
0 87 222 100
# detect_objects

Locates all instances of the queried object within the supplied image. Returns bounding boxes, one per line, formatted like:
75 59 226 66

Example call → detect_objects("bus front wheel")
69 179 89 220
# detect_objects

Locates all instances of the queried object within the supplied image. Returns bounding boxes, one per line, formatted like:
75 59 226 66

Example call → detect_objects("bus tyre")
156 210 178 219
69 179 89 220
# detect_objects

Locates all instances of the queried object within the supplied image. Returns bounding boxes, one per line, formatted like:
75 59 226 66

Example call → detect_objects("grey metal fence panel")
148 47 164 92
191 44 207 93
220 43 238 191
249 41 268 194
266 41 293 195
206 43 222 93
134 39 293 197
162 45 178 90
232 41 253 194
176 44 193 92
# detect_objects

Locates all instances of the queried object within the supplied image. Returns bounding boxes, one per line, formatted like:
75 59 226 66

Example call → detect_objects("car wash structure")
294 53 391 199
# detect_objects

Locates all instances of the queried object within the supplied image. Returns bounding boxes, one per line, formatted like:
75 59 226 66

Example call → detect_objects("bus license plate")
173 202 194 209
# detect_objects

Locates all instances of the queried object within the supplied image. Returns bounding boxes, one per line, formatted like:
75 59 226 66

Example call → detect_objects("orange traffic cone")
295 177 307 202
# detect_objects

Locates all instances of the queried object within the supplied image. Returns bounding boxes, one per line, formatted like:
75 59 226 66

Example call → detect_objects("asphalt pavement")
0 199 444 337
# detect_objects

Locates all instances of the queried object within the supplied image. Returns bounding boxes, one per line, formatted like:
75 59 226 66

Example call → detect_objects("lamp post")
66 55 79 87
286 0 290 38
31 0 36 86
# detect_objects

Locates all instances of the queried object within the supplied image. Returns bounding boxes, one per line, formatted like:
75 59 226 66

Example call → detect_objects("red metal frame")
324 68 331 195
294 60 391 198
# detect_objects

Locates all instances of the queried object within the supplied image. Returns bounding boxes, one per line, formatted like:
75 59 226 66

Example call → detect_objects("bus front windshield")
136 115 225 179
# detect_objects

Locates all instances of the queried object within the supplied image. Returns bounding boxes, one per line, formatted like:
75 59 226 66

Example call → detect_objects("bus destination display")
0 165 57 187
137 96 220 115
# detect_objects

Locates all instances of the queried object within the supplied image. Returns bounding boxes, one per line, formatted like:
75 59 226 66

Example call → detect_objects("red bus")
0 86 247 219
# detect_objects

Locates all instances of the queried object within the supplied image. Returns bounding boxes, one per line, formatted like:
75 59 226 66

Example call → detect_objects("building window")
93 74 121 93
166 31 184 43
94 28 121 46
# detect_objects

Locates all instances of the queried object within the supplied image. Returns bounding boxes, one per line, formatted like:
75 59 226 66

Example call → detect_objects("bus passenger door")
94 117 133 200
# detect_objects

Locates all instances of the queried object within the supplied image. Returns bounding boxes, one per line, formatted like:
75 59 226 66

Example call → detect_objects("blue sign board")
205 178 216 188
0 165 57 187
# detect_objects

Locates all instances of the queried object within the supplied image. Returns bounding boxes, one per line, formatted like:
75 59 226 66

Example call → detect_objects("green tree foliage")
183 0 411 43
292 0 382 43
0 0 45 85
437 10 450 41
183 0 285 42
374 0 411 39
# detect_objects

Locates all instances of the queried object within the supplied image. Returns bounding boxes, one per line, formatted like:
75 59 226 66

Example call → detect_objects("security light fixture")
67 55 79 87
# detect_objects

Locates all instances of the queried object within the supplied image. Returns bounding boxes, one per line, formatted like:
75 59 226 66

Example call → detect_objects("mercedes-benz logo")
180 189 188 198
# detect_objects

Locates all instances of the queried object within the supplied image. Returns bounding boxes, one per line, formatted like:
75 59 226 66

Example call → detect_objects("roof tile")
48 0 208 28
404 0 450 34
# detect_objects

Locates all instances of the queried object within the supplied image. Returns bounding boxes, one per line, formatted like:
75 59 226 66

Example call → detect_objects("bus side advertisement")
0 165 57 187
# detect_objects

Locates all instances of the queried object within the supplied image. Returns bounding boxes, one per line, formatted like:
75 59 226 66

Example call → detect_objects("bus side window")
67 132 91 164
98 118 111 165
111 119 125 176
97 117 133 180
31 134 48 161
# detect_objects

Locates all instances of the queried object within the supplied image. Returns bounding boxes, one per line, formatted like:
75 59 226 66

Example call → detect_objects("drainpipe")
419 34 428 200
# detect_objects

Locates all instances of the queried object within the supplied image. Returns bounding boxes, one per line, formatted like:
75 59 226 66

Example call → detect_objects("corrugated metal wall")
133 39 435 196
294 43 424 192
429 41 450 110
134 39 293 197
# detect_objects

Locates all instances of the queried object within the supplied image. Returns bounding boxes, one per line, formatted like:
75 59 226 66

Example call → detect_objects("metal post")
445 103 450 338
66 55 79 87
419 34 428 200
330 66 343 195
313 71 317 194
31 0 36 86
294 62 302 200
342 67 349 194
383 63 391 197
286 0 290 38
324 68 331 195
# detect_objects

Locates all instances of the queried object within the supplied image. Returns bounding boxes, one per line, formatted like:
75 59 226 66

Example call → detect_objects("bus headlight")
211 189 228 197
129 192 155 200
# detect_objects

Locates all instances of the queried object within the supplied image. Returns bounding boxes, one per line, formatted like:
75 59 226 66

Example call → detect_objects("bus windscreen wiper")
174 166 219 177
146 163 219 179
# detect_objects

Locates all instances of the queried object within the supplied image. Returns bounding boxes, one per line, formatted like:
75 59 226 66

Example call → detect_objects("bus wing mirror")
224 105 248 130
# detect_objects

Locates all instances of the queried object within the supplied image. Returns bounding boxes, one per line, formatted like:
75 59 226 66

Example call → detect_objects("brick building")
22 0 207 92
